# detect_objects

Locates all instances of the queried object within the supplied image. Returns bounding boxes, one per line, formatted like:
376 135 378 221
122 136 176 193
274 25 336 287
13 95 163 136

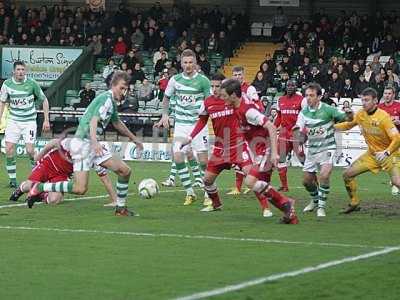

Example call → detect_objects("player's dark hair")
110 70 131 86
221 79 241 98
13 61 25 69
305 82 322 96
211 72 225 81
361 87 378 99
384 85 396 94
232 65 244 73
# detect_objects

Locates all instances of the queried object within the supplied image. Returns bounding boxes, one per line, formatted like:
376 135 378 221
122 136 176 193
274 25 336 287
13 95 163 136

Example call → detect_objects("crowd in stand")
254 8 400 103
0 1 248 74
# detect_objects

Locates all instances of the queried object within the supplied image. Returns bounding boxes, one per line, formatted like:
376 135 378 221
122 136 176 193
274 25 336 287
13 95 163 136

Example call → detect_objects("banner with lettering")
1 47 83 81
260 0 299 6
0 139 173 162
0 137 366 168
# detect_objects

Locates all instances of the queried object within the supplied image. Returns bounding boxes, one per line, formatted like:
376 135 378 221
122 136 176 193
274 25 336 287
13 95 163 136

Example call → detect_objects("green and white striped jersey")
75 90 119 139
296 102 346 155
165 72 211 125
0 76 46 122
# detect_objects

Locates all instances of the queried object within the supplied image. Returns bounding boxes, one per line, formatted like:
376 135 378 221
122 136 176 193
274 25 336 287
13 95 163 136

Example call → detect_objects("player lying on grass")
334 87 400 213
178 73 273 217
27 71 143 216
9 138 117 208
292 82 353 217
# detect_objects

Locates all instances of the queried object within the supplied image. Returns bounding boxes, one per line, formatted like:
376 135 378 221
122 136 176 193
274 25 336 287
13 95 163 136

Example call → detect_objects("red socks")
265 187 289 211
278 167 288 189
235 172 245 191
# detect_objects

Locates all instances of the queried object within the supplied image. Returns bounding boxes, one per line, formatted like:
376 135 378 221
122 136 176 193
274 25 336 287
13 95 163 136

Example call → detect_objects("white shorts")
173 123 209 154
5 119 37 144
303 149 336 173
63 138 112 172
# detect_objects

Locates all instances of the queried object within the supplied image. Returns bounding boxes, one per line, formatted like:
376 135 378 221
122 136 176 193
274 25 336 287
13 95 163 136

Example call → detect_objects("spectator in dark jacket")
198 52 211 76
355 74 369 97
130 62 146 84
155 52 168 76
77 83 96 108
327 72 343 98
340 78 356 99
252 71 268 97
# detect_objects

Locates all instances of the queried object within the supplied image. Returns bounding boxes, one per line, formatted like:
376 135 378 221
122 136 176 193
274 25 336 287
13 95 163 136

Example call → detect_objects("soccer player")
180 73 273 217
228 65 263 195
0 61 50 188
335 87 400 213
28 71 143 216
271 80 305 192
294 83 350 217
378 86 400 195
10 138 117 208
220 79 298 224
154 49 211 205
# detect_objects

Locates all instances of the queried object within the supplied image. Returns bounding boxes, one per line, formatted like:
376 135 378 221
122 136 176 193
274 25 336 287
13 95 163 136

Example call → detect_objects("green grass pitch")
0 158 399 300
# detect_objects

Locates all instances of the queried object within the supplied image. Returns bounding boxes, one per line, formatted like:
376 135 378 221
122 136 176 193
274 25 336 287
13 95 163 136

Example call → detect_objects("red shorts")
29 160 69 183
206 144 253 175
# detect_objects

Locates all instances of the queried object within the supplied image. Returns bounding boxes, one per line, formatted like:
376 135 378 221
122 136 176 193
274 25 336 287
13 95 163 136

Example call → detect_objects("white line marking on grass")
0 188 188 209
173 246 400 300
0 225 386 249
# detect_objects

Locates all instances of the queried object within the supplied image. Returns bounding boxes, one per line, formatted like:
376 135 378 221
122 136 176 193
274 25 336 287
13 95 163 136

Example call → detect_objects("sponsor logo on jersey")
210 108 234 119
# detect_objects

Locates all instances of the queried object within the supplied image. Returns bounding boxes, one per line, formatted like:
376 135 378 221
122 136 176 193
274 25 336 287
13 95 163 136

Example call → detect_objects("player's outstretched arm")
90 116 104 156
334 119 357 131
263 120 279 166
154 95 171 128
112 120 144 153
41 98 50 132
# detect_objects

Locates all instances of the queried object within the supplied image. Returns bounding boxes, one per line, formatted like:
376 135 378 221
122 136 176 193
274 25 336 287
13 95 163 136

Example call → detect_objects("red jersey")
241 82 264 112
275 93 304 139
234 98 270 156
378 101 400 130
192 95 243 149
29 145 73 183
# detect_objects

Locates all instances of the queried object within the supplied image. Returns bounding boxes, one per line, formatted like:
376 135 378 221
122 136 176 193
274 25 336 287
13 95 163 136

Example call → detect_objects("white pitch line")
0 188 188 209
0 225 387 250
173 246 400 300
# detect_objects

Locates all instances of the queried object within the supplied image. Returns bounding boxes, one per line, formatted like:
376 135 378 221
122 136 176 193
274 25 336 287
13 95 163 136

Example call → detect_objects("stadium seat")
251 22 263 36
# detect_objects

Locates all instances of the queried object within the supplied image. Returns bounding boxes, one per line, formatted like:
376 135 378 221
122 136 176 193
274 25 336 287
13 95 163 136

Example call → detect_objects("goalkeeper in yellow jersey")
334 88 400 213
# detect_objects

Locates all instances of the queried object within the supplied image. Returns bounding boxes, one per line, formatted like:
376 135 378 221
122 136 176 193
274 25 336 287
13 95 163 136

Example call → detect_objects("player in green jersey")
0 61 50 188
293 83 351 217
28 71 143 216
155 49 211 206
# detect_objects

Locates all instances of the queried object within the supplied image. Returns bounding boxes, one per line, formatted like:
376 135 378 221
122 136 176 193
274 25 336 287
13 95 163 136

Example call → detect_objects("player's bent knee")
251 180 269 193
73 185 88 195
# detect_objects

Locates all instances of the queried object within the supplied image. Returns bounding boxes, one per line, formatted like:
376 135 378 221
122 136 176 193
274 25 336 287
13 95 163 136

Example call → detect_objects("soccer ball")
138 178 160 199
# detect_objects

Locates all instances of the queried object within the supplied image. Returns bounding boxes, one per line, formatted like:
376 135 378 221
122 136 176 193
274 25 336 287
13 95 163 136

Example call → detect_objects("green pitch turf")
0 158 399 300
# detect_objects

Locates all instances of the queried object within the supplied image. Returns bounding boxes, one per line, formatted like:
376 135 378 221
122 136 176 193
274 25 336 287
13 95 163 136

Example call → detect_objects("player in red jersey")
271 80 306 192
9 138 117 207
178 73 273 216
378 86 400 195
228 65 265 195
220 79 298 224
